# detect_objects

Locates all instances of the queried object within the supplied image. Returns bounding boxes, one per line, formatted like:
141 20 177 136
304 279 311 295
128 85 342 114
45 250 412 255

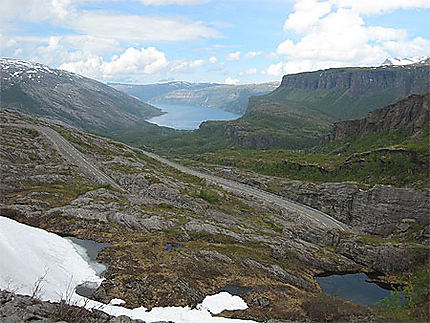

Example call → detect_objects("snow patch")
0 216 255 323
0 216 102 302
198 291 248 314
109 298 126 306
381 56 429 66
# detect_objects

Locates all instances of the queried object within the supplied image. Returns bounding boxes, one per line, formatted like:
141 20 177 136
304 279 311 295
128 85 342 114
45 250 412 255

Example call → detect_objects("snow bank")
198 292 248 314
0 216 102 302
0 217 255 323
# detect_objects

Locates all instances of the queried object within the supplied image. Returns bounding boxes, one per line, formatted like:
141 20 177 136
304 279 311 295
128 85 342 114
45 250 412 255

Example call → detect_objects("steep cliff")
328 94 429 141
278 181 429 237
252 64 429 120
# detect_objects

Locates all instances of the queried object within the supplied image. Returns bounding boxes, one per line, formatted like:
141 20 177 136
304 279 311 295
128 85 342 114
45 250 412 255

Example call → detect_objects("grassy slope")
195 128 429 189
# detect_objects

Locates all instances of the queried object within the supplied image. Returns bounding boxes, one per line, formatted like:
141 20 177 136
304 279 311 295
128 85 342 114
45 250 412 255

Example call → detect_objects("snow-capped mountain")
381 56 429 66
0 58 162 130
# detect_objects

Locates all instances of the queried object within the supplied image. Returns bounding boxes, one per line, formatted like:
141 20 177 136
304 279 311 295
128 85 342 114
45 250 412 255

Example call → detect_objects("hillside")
196 93 430 189
151 82 280 114
141 63 429 153
255 63 429 121
328 93 429 141
0 58 163 131
1 108 428 322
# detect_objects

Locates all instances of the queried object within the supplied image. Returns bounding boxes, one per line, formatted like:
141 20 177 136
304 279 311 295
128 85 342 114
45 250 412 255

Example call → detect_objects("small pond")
66 237 110 297
316 272 401 307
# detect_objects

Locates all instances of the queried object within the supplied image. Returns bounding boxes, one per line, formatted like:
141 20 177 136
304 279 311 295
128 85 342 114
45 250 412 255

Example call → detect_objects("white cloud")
266 62 285 76
383 37 430 57
246 68 257 75
73 12 218 42
226 51 241 61
225 77 240 85
209 56 217 63
189 59 205 67
59 47 210 80
60 46 169 80
244 51 262 59
138 0 209 5
330 0 430 15
274 1 430 76
284 0 331 33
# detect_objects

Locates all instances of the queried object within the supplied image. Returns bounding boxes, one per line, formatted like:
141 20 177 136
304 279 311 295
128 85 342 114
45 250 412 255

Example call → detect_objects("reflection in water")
316 273 399 307
66 236 110 298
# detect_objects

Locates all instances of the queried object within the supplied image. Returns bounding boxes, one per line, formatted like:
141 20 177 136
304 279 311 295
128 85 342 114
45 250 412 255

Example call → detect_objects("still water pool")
316 273 397 307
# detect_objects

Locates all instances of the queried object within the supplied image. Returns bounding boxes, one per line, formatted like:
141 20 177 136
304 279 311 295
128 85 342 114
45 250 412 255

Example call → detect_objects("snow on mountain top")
0 216 254 323
381 56 429 66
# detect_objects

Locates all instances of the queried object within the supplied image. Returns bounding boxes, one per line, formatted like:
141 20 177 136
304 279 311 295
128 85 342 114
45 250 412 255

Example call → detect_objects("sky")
1 0 429 84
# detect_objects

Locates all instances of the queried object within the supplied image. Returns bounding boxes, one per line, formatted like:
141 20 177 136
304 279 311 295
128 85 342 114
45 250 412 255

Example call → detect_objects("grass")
194 128 429 189
194 189 221 204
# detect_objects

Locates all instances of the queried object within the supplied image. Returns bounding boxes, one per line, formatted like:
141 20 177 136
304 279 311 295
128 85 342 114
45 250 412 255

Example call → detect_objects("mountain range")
1 56 429 322
0 58 162 132
111 81 279 114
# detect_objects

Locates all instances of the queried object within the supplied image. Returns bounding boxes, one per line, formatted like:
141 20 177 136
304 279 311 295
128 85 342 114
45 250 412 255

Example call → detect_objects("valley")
0 57 429 323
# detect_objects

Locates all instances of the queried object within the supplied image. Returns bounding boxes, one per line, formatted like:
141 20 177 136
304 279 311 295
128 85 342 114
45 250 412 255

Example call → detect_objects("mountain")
0 58 163 131
142 63 429 153
381 56 429 66
109 81 218 103
328 93 429 141
150 82 280 114
255 63 429 121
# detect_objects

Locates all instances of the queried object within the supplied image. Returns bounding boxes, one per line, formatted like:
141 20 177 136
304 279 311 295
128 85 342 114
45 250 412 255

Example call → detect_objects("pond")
66 237 110 298
147 103 241 130
316 272 400 307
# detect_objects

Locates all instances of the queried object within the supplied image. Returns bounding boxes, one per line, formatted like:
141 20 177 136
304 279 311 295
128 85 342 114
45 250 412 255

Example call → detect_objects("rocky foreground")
0 290 141 323
0 109 428 321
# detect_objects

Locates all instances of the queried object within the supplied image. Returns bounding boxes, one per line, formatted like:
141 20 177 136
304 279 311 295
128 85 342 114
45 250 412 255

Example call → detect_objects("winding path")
6 122 348 231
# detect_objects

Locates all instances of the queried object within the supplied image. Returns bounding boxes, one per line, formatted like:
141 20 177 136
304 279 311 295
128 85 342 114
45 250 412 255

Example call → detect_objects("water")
166 242 184 252
66 237 110 298
147 103 241 130
316 273 398 307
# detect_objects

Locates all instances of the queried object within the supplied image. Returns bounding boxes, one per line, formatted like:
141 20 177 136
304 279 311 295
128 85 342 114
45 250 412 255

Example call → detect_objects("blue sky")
1 0 429 84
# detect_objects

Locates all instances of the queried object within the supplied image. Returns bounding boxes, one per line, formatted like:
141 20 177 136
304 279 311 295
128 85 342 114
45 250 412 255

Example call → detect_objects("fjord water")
316 273 394 307
147 103 241 130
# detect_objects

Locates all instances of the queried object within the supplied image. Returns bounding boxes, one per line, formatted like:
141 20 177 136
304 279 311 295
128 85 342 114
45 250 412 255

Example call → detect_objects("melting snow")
0 216 255 323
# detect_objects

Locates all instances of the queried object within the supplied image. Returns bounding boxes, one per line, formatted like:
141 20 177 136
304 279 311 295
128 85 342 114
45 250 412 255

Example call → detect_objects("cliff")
254 64 429 120
328 93 429 141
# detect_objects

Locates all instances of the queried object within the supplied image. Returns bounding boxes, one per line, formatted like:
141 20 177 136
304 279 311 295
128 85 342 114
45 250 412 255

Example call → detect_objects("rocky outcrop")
328 93 429 141
280 65 428 96
0 290 140 323
280 181 429 236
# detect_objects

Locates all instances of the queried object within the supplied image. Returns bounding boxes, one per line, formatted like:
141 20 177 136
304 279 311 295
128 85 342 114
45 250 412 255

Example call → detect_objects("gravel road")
7 122 348 231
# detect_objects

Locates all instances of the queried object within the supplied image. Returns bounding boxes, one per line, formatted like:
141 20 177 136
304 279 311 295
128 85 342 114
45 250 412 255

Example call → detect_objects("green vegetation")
195 128 429 188
377 265 430 322
194 189 221 204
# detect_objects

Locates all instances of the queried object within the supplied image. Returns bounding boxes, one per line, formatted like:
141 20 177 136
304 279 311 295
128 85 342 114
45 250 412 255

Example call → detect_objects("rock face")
328 93 429 141
0 58 162 131
279 181 429 236
255 63 429 121
0 290 139 323
279 65 428 97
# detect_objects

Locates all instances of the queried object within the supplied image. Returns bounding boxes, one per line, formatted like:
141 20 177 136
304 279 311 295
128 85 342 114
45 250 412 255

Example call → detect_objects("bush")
196 189 220 204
